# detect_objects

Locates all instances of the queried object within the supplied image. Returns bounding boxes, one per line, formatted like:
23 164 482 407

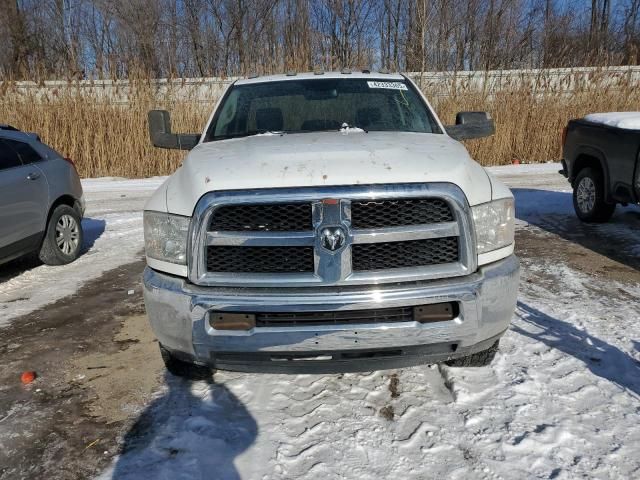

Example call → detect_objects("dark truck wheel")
573 167 615 222
39 205 83 265
445 340 499 367
160 345 212 380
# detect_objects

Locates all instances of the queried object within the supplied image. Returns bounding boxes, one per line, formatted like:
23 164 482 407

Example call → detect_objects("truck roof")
583 112 640 130
235 71 405 86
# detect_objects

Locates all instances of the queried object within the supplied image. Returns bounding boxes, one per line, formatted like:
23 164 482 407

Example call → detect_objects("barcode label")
367 81 408 90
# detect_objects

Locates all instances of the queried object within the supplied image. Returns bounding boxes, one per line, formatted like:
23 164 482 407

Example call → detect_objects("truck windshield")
205 78 441 141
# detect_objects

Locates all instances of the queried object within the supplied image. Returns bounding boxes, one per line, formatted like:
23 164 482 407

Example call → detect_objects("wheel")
159 345 212 380
572 167 615 222
445 340 499 367
38 205 84 265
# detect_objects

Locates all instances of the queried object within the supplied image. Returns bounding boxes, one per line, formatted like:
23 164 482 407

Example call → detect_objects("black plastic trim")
0 232 43 265
184 330 506 374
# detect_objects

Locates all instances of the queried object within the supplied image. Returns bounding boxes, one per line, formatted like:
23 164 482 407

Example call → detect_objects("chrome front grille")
190 183 476 287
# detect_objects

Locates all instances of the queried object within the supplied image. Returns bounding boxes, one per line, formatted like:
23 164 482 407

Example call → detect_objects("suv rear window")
205 78 441 141
0 139 23 170
3 138 42 164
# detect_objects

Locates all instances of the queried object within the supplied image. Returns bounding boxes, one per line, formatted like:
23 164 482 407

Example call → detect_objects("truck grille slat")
256 306 415 326
351 198 453 229
352 237 459 271
207 246 314 273
210 203 312 232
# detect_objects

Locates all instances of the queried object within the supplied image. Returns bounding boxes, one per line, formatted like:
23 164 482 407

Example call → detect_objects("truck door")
0 139 49 251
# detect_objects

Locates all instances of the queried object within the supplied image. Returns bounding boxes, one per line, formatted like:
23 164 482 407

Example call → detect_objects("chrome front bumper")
143 255 519 373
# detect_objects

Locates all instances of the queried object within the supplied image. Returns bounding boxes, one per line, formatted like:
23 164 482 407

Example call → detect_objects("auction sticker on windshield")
367 81 408 90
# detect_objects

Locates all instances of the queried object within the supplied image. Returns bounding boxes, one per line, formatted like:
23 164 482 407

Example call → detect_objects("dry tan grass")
434 70 640 165
1 72 639 178
0 80 210 178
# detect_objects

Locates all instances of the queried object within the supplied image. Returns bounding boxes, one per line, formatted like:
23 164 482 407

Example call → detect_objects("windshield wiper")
255 130 286 136
214 130 286 140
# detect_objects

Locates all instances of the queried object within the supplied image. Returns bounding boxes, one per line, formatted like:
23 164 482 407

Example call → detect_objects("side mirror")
148 110 199 150
445 111 495 141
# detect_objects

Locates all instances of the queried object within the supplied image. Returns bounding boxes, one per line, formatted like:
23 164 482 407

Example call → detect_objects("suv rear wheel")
39 205 83 265
573 167 615 222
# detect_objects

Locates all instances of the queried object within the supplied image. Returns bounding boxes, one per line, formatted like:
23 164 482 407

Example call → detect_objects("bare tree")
0 0 637 80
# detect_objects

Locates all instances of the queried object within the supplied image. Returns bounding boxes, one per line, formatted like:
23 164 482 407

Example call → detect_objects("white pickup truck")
142 71 519 376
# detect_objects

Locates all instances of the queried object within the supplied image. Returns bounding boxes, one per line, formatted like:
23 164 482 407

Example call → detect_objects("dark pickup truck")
562 114 640 222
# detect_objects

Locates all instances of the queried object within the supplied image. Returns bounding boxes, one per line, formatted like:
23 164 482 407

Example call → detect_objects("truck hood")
164 131 492 216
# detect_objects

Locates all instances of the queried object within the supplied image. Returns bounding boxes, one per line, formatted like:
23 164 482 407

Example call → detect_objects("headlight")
144 211 190 264
472 198 515 254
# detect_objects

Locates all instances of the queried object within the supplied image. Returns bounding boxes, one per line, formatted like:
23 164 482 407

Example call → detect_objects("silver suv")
0 125 85 266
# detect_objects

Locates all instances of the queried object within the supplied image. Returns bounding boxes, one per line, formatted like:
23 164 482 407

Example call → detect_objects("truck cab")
142 71 519 375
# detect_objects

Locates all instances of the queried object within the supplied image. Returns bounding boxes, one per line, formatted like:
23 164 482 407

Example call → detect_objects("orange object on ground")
21 371 36 384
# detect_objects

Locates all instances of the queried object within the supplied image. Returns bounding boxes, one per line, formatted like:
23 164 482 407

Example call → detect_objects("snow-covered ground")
2 164 639 479
97 165 640 479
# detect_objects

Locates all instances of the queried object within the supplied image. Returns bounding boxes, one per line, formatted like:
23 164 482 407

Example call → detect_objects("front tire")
572 167 615 223
445 340 499 367
39 205 83 265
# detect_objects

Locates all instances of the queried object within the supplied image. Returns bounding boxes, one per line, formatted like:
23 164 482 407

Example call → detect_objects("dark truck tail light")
559 126 569 177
